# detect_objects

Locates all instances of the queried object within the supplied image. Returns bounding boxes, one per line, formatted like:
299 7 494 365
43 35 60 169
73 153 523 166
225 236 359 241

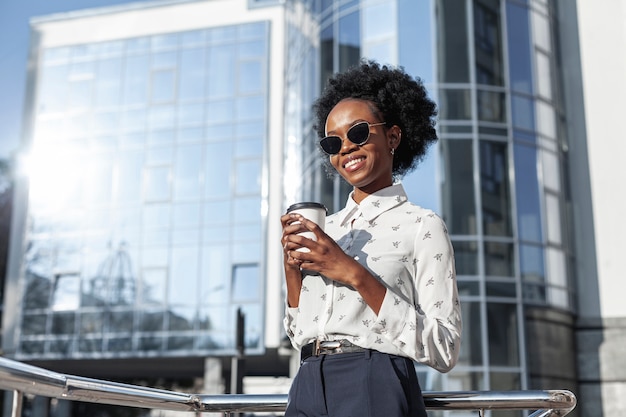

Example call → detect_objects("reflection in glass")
168 307 195 331
338 11 360 70
484 241 513 277
204 141 233 198
151 69 176 102
438 89 472 120
511 94 535 131
486 282 516 298
452 240 479 276
457 301 483 366
436 0 469 83
19 21 268 358
169 247 199 305
144 166 171 202
519 243 545 283
477 90 505 122
232 264 259 302
514 143 543 242
141 268 167 305
80 312 104 335
474 0 503 86
480 140 511 236
174 145 202 200
109 310 134 333
487 302 519 366
441 140 476 235
52 273 81 311
506 3 533 93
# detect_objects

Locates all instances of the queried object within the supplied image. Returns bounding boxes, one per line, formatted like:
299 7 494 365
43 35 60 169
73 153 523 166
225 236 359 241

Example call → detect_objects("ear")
387 125 402 148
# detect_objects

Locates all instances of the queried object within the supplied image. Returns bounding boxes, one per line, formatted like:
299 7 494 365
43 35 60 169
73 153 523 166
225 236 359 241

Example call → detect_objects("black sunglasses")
319 121 386 155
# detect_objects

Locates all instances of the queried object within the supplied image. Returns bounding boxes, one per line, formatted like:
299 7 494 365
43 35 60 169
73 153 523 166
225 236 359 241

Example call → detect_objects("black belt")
300 339 366 361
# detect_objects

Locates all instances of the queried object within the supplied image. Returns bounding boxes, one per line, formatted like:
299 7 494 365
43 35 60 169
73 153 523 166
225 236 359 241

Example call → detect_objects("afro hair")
313 60 438 179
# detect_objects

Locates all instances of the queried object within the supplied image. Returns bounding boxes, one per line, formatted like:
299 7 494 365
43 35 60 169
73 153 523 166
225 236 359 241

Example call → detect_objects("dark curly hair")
313 60 438 179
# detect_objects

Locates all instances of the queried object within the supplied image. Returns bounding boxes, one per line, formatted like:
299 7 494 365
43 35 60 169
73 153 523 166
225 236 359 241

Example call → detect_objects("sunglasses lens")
319 136 342 155
346 122 371 145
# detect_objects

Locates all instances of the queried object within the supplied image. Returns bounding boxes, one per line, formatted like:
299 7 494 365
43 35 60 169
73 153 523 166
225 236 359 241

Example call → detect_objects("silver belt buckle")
315 339 341 356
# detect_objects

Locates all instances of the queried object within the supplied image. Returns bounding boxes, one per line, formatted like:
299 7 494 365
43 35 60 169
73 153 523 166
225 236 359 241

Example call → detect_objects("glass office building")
3 0 587 415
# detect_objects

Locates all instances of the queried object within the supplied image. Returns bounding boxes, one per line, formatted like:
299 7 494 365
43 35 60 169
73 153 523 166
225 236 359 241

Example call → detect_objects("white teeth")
344 158 364 168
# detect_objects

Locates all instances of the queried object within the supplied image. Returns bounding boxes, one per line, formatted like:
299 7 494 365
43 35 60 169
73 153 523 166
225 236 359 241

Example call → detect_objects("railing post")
11 390 23 417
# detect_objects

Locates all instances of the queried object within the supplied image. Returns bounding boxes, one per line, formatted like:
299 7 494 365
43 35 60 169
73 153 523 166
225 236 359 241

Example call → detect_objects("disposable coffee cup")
286 202 327 252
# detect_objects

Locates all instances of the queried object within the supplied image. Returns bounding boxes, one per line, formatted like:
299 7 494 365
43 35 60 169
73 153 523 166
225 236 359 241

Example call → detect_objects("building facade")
2 0 625 416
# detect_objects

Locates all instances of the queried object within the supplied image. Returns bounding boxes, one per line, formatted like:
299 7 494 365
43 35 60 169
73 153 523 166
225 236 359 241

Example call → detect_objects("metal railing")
0 357 576 417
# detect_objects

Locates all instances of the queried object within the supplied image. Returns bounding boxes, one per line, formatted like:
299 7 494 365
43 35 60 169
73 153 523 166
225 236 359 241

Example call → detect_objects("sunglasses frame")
319 121 387 155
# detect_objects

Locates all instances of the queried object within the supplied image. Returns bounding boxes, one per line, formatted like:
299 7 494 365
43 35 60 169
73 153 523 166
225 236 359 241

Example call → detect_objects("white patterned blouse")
284 183 462 373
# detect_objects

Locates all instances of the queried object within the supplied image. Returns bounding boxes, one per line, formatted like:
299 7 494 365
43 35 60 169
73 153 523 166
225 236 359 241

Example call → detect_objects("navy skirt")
285 349 427 417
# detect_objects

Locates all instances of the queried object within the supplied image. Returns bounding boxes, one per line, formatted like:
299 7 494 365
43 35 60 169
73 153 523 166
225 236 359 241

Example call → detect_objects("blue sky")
0 0 155 160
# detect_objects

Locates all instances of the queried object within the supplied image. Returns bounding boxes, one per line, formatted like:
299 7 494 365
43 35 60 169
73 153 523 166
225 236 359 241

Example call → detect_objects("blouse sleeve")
371 213 462 373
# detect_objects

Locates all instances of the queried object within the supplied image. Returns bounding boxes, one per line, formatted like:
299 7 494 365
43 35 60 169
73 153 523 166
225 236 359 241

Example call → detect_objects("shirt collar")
339 183 408 227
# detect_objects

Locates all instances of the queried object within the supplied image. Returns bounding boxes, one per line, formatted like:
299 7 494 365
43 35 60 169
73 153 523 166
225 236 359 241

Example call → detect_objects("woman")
281 61 462 417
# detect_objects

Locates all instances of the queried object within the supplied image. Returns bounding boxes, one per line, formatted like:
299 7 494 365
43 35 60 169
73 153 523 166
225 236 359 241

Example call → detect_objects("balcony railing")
0 357 576 417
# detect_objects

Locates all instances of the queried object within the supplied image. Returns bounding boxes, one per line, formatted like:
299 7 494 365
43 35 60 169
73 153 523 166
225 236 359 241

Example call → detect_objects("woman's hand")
281 213 362 287
281 213 386 313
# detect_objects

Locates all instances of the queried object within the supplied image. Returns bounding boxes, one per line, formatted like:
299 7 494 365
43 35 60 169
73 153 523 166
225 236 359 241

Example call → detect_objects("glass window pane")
506 4 533 93
457 301 483 366
201 245 231 304
51 312 75 334
238 60 263 94
149 104 175 128
141 268 167 305
179 48 206 100
545 193 562 245
80 312 104 335
168 309 194 331
204 200 231 225
511 94 535 131
109 310 134 332
95 58 122 107
480 140 512 236
541 149 560 191
168 247 199 305
208 45 236 97
487 302 520 366
474 0 504 86
477 90 505 122
441 139 476 235
151 69 176 102
338 11 361 70
124 55 149 104
519 243 545 283
486 282 517 298
207 99 235 123
452 240 479 275
536 101 556 139
439 89 472 120
484 241 514 277
235 159 261 195
174 144 202 200
535 51 552 100
532 10 551 52
546 247 567 288
514 143 543 242
436 0 469 83
143 166 171 202
204 142 233 198
116 152 143 203
237 96 264 121
231 264 259 302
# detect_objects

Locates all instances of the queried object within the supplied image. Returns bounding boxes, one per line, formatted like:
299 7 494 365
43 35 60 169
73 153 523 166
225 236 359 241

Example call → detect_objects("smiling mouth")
344 157 365 169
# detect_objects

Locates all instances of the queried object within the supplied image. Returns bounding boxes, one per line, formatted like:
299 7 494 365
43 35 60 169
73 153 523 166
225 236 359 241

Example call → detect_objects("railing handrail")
0 357 576 416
